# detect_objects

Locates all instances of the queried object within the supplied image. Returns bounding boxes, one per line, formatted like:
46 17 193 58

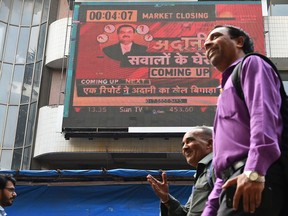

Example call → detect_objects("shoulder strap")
231 62 243 100
231 53 287 101
206 161 214 189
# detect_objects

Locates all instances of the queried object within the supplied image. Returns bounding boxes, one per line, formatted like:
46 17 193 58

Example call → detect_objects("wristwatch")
244 171 265 182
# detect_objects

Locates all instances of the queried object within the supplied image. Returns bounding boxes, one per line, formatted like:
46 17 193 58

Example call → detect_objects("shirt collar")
0 206 6 216
195 152 213 180
120 42 133 49
120 43 133 54
221 58 243 88
198 152 213 166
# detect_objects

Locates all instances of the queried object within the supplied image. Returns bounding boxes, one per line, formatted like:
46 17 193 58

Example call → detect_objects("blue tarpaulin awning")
1 169 195 216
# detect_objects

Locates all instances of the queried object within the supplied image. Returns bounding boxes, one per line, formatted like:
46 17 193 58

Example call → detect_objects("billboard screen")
63 2 264 135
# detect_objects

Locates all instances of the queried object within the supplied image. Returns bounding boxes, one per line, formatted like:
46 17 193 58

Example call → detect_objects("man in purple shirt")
202 25 285 216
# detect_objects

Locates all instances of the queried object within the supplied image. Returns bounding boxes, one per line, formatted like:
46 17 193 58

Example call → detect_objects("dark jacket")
103 42 148 61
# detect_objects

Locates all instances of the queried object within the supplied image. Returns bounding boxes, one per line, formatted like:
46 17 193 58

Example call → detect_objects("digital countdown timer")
86 10 138 22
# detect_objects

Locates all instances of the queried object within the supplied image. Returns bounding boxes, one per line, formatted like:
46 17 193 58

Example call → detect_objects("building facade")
0 0 287 171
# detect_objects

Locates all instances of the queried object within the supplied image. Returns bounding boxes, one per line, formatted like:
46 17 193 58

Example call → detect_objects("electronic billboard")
63 1 264 137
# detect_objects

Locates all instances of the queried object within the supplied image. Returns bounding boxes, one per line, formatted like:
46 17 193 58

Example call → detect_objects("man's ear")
207 139 213 151
236 36 245 49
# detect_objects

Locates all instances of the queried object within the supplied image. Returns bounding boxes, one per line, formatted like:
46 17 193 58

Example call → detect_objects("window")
16 27 30 63
9 65 25 104
10 0 23 26
21 0 34 26
22 146 31 169
32 62 42 102
41 0 49 23
32 0 43 25
21 64 33 103
15 104 28 148
0 22 7 59
0 0 12 22
3 25 18 63
0 0 51 170
3 105 18 148
24 102 36 147
27 26 39 63
0 105 7 144
284 81 288 93
279 71 288 95
0 149 13 169
0 63 13 104
36 23 46 61
268 3 288 16
11 148 23 170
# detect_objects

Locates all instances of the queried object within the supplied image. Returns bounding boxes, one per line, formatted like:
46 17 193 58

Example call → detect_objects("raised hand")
147 171 169 203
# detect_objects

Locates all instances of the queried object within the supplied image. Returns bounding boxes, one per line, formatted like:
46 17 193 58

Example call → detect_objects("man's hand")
147 171 169 203
222 173 264 213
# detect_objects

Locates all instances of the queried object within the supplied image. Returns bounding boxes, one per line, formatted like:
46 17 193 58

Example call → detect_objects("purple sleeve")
201 177 223 216
241 56 282 175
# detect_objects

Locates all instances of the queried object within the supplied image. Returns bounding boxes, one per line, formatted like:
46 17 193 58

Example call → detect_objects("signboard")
63 2 264 135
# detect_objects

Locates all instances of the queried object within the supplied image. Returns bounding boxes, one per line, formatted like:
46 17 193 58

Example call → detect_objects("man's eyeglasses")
5 187 16 193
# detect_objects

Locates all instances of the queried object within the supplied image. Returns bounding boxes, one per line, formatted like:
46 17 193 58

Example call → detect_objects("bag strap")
231 53 287 101
231 62 243 100
206 161 215 189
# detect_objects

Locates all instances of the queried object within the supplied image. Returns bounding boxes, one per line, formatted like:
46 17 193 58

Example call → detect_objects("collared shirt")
120 43 132 54
202 56 282 216
160 153 213 216
0 206 7 216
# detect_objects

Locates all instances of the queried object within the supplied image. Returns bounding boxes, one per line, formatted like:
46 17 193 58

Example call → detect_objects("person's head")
204 25 254 72
0 175 17 207
117 24 136 45
182 126 213 168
